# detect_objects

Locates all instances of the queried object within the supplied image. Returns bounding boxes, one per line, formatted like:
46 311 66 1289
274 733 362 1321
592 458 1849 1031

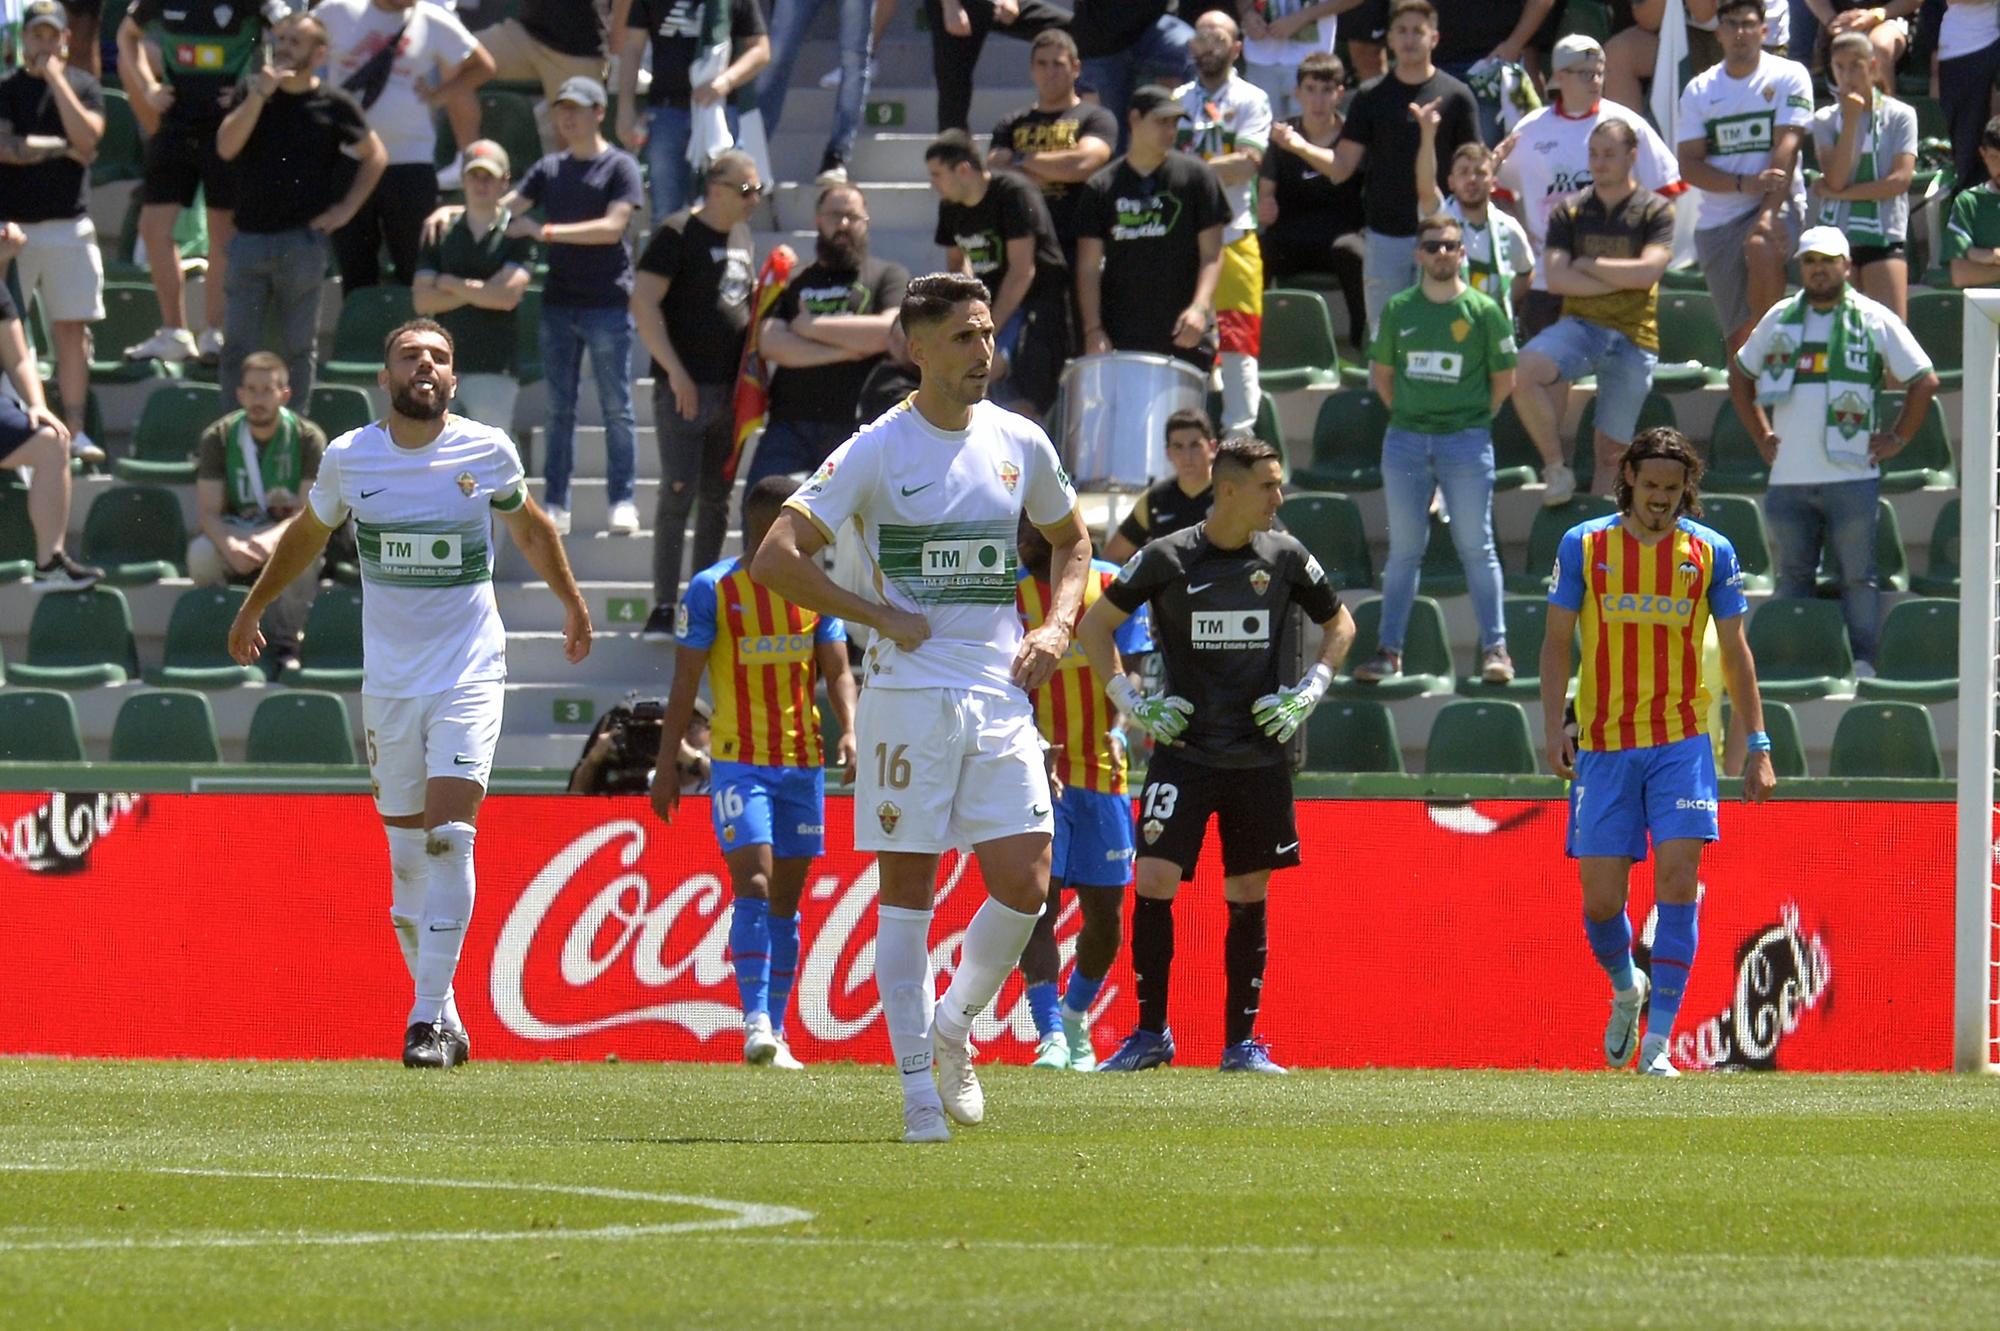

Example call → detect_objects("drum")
1055 352 1207 492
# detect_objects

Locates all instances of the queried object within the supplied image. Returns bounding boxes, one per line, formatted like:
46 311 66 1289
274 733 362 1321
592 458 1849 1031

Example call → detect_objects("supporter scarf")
224 407 303 517
1753 288 1879 461
1818 91 1885 245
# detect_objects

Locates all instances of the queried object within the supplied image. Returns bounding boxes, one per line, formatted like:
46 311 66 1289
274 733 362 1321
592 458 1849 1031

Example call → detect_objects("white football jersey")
1677 51 1815 229
1497 100 1682 292
307 416 526 698
787 397 1078 696
1175 75 1274 244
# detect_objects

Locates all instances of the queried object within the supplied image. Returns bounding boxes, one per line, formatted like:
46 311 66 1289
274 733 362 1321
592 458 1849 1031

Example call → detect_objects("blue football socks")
729 897 771 1021
1648 900 1700 1039
1026 981 1062 1040
767 911 799 1036
1582 910 1638 993
1062 969 1105 1021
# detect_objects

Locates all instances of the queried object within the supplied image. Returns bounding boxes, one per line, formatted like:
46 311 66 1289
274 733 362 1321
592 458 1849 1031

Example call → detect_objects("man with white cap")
414 138 537 433
1495 33 1683 344
1726 224 1937 675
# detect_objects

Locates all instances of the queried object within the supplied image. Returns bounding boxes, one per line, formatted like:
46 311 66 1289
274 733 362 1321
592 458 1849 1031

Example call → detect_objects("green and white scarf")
1753 288 1879 463
224 407 303 518
1818 91 1886 245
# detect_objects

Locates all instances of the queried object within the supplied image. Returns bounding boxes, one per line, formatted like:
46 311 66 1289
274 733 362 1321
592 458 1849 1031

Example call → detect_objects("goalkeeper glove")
1252 663 1335 742
1107 674 1194 744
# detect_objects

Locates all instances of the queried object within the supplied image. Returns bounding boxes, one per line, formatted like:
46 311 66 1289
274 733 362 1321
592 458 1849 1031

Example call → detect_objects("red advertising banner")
0 793 1956 1070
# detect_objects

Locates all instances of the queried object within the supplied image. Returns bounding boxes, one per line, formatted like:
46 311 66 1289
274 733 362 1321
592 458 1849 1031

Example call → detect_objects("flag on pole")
726 244 798 484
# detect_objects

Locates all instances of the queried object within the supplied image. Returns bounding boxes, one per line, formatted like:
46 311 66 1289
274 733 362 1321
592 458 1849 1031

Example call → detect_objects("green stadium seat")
81 484 187 584
1505 496 1616 594
1256 289 1342 391
291 586 366 691
1911 497 1960 597
0 481 35 581
0 689 86 761
1724 699 1809 778
91 89 146 186
146 585 266 688
1293 390 1388 491
1829 701 1944 779
1902 289 1963 391
1574 391 1675 492
117 382 223 483
321 287 418 386
1488 398 1542 491
1659 265 1707 291
1276 492 1372 591
90 283 181 385
1703 407 1772 494
1874 391 1955 492
1329 596 1454 700
1652 290 1730 391
1303 697 1402 772
109 689 222 763
307 384 376 441
1858 598 1958 702
246 690 358 764
1697 495 1773 591
1202 388 1286 467
435 89 544 185
1747 597 1853 699
1457 596 1573 696
1424 699 1539 774
8 587 140 687
1555 0 1612 42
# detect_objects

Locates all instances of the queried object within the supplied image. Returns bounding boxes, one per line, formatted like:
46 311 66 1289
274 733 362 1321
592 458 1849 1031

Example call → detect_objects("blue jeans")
222 229 328 401
758 0 871 165
1764 477 1880 664
1082 16 1194 150
645 102 743 218
1361 229 1418 344
1378 425 1507 654
538 303 637 510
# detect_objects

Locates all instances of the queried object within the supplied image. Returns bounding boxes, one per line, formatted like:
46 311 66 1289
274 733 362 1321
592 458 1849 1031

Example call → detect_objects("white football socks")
876 904 941 1106
410 821 476 1029
385 825 427 980
936 898 1040 1045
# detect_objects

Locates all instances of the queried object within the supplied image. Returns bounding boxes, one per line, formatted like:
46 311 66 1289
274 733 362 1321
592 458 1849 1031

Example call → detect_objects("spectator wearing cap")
1259 51 1367 354
987 28 1117 268
314 0 494 292
0 0 107 466
1728 225 1937 674
1809 29 1917 321
188 349 328 659
1237 0 1346 121
1946 115 2000 289
0 222 100 591
1494 33 1683 343
443 0 630 185
413 139 537 432
632 147 763 633
504 75 645 538
1274 0 1477 341
1074 86 1230 374
616 0 770 218
215 11 388 402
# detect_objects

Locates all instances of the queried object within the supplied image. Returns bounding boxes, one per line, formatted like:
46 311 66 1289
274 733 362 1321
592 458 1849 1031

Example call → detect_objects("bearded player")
1542 427 1777 1077
229 319 592 1069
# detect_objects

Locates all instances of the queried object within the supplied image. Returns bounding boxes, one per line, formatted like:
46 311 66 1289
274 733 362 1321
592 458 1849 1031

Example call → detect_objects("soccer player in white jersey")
228 318 592 1069
751 271 1092 1144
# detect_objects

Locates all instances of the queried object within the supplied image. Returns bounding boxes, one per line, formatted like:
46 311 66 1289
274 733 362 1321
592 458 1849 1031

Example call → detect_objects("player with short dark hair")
1542 427 1777 1077
1078 437 1356 1075
1103 406 1219 563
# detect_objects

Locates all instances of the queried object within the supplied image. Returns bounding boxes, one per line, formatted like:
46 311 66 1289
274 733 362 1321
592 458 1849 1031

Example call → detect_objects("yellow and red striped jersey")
1551 514 1749 752
676 556 846 768
1016 560 1154 795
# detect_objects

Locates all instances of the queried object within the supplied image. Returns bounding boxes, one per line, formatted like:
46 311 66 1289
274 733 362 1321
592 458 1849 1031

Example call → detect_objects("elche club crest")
1142 817 1164 844
1830 390 1869 439
996 460 1020 494
1249 568 1271 596
456 470 477 497
877 801 901 835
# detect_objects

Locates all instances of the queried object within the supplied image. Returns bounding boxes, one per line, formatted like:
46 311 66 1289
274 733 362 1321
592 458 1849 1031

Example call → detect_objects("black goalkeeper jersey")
1103 524 1341 769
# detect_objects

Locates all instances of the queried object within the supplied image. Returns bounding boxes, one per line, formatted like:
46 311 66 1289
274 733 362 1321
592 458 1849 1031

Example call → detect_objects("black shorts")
141 121 240 211
0 393 37 458
1850 242 1906 268
1134 746 1300 881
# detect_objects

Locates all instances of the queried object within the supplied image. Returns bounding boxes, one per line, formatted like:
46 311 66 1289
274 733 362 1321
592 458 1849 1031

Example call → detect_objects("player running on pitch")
1542 427 1777 1077
228 318 592 1069
752 271 1091 1144
654 475 859 1069
1077 437 1355 1075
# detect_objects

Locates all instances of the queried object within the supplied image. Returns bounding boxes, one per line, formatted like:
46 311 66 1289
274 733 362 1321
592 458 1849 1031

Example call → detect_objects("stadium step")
769 180 935 234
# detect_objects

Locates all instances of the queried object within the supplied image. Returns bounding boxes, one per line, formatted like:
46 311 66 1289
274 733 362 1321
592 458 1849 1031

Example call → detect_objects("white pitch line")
0 1164 811 1253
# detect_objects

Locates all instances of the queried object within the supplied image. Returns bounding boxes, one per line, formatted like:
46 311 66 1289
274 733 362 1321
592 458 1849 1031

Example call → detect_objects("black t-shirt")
516 147 645 307
855 360 918 425
1068 0 1169 58
521 0 611 59
1074 152 1231 358
1432 1 1530 66
0 67 103 223
1115 476 1212 549
989 101 1120 247
231 83 370 234
767 255 910 424
1259 116 1366 243
1104 525 1342 769
635 210 756 383
1338 68 1479 236
933 170 1069 309
630 0 765 109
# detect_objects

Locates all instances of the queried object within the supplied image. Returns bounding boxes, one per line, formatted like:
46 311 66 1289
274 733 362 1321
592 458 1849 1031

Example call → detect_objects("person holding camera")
567 694 712 794
653 474 858 1069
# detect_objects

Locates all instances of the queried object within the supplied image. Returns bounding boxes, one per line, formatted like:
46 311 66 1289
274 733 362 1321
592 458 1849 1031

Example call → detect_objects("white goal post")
1956 292 2000 1072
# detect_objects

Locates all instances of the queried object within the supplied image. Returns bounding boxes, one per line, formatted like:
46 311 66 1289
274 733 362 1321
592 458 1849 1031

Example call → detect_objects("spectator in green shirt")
413 139 538 434
1352 209 1518 687
1945 116 2000 289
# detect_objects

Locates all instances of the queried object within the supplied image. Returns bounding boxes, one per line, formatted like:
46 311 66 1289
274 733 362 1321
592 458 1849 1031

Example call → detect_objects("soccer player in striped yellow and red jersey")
1013 518 1153 1071
654 475 858 1069
1542 428 1777 1077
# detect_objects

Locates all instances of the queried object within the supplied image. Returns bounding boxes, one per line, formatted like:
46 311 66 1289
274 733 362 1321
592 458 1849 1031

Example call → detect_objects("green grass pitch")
4 1061 2000 1329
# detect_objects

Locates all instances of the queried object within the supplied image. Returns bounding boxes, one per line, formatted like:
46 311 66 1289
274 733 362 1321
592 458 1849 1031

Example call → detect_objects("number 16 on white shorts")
853 687 1053 854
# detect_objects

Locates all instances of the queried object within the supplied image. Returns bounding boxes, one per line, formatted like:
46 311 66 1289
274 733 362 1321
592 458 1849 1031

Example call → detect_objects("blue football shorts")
1566 732 1720 862
709 761 826 859
1052 785 1136 888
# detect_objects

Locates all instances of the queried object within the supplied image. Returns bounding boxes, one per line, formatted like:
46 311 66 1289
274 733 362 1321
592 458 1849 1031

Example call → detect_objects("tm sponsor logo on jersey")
378 532 463 575
920 537 1009 583
1403 350 1466 383
1191 609 1270 651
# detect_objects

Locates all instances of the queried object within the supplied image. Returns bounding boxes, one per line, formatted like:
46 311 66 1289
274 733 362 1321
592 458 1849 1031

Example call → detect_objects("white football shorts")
362 680 504 816
853 686 1054 854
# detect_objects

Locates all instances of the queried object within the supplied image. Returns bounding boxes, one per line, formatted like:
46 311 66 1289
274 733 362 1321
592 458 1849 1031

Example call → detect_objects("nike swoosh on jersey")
1400 327 1418 336
900 482 936 496
1186 581 1214 593
361 488 388 499
1275 840 1299 853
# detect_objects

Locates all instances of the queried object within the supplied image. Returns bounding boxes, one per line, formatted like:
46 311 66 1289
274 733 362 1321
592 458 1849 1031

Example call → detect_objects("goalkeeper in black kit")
1075 438 1355 1074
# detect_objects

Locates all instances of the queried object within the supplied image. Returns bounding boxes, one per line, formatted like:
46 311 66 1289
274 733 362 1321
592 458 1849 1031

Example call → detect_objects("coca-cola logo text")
1673 904 1832 1071
0 794 143 875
